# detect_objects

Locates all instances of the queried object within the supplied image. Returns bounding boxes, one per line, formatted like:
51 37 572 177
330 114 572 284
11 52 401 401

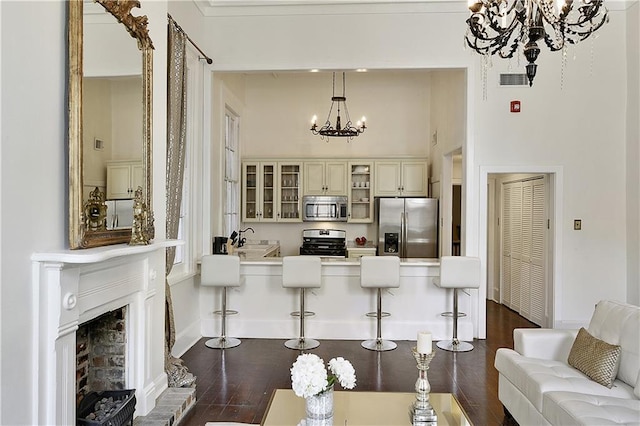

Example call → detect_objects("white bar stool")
201 255 242 349
434 256 481 352
282 256 322 350
360 256 400 351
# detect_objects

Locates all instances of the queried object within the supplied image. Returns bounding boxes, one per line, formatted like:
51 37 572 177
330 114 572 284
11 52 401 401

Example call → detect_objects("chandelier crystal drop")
310 72 366 141
465 0 608 86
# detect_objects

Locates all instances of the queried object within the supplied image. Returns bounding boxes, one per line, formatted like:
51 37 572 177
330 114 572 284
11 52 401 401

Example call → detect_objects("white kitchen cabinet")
347 161 374 223
106 160 143 200
374 160 428 197
242 161 302 222
346 242 377 258
303 161 347 196
276 162 303 221
242 161 276 222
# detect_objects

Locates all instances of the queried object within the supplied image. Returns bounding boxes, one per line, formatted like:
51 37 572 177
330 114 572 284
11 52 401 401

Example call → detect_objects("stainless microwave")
302 195 348 222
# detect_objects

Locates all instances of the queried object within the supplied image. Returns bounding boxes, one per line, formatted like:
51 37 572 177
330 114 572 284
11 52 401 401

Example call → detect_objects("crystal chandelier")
465 0 608 86
311 72 366 141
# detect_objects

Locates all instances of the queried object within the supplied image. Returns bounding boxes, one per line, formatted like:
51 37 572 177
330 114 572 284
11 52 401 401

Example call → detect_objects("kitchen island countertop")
239 256 440 266
200 255 474 342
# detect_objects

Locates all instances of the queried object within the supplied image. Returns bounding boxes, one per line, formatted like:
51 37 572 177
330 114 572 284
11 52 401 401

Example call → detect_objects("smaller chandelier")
465 0 608 86
311 72 366 141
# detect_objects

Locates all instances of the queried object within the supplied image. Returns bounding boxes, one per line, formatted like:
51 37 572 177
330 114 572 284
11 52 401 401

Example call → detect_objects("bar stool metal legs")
285 288 319 350
436 288 473 352
205 287 241 349
282 256 321 351
362 288 397 351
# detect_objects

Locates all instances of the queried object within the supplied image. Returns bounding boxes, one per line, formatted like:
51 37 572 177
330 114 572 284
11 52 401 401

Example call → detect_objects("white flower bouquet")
290 353 357 398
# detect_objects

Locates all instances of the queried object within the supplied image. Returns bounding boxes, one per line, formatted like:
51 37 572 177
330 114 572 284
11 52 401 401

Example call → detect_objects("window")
224 109 240 237
173 154 189 266
170 48 202 278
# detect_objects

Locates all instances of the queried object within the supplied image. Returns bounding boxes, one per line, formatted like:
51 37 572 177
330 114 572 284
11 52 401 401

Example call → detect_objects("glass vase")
305 384 334 422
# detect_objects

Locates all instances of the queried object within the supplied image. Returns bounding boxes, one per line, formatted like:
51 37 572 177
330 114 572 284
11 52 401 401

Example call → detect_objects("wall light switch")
574 219 582 230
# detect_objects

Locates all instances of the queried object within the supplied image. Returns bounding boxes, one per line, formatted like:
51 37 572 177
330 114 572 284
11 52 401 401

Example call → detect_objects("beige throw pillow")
568 327 621 388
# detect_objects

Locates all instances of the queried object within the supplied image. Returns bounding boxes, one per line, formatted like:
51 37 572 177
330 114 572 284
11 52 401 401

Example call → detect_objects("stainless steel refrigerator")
105 199 134 230
377 198 438 258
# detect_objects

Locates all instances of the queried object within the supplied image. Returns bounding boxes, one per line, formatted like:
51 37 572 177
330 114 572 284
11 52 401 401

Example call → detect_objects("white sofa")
495 300 640 425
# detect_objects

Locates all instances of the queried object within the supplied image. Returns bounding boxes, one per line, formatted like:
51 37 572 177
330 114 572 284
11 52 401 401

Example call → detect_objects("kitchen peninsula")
200 256 476 343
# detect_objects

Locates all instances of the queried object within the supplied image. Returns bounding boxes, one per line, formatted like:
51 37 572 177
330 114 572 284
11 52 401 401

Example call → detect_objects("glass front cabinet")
242 161 276 222
348 161 374 223
242 161 302 222
276 162 302 221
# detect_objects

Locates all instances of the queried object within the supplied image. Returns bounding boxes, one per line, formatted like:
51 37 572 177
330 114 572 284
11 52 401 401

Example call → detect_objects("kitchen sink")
239 239 274 249
235 240 280 258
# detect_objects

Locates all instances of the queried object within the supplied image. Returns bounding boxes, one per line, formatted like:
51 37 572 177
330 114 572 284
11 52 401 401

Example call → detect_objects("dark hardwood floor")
179 300 536 425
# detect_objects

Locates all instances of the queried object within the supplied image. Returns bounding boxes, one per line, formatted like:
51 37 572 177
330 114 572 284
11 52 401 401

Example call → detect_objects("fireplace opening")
76 306 128 406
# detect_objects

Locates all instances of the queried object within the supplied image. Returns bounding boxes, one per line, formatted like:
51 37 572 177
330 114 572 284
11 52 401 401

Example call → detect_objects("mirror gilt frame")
68 0 154 249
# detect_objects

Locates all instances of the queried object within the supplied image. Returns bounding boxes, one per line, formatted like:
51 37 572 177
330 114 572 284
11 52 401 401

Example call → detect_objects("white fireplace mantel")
31 240 181 426
31 239 182 264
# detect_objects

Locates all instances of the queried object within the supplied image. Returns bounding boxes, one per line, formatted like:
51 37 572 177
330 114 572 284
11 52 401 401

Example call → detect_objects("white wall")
171 3 637 328
429 69 467 185
110 77 144 159
83 77 143 194
626 2 640 306
473 16 629 322
0 1 169 423
0 2 4 417
239 71 431 158
83 4 140 77
84 78 114 191
1 3 67 422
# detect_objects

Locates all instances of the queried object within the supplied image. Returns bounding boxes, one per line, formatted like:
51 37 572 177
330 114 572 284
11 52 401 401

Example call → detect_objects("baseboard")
137 372 168 416
172 319 202 357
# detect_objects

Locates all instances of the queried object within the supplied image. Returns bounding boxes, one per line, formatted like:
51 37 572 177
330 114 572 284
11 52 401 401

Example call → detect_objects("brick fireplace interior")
76 306 128 406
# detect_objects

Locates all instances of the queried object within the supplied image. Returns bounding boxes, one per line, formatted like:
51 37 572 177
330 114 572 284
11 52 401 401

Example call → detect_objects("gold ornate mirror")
68 0 154 248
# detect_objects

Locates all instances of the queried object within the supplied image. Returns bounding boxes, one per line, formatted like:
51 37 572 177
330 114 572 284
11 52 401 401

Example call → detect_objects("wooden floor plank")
179 300 534 425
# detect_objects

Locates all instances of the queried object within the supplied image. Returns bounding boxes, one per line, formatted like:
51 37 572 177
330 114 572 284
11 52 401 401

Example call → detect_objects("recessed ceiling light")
356 69 368 72
310 69 319 73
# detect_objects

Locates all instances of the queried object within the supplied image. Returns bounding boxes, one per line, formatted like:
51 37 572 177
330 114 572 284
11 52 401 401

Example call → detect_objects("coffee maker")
213 236 228 254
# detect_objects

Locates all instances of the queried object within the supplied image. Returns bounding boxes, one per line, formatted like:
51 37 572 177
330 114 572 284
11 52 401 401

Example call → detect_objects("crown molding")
193 0 469 16
193 0 636 17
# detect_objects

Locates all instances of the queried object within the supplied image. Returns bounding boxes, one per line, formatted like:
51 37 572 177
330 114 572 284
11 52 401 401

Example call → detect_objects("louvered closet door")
509 182 522 312
501 177 547 326
520 182 533 319
501 184 512 308
529 179 546 325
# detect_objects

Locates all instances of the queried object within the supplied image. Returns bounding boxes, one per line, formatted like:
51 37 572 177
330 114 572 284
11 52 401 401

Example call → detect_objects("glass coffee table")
261 390 472 425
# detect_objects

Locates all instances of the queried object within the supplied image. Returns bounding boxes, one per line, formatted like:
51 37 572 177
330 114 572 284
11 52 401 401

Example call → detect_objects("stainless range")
299 229 347 257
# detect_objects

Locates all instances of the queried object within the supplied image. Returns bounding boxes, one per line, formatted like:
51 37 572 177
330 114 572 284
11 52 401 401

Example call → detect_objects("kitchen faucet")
237 227 255 248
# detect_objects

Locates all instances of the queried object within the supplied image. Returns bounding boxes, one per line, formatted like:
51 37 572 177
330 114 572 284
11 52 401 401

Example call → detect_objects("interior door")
500 177 547 326
501 184 512 308
529 178 547 325
520 181 533 319
509 181 523 312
